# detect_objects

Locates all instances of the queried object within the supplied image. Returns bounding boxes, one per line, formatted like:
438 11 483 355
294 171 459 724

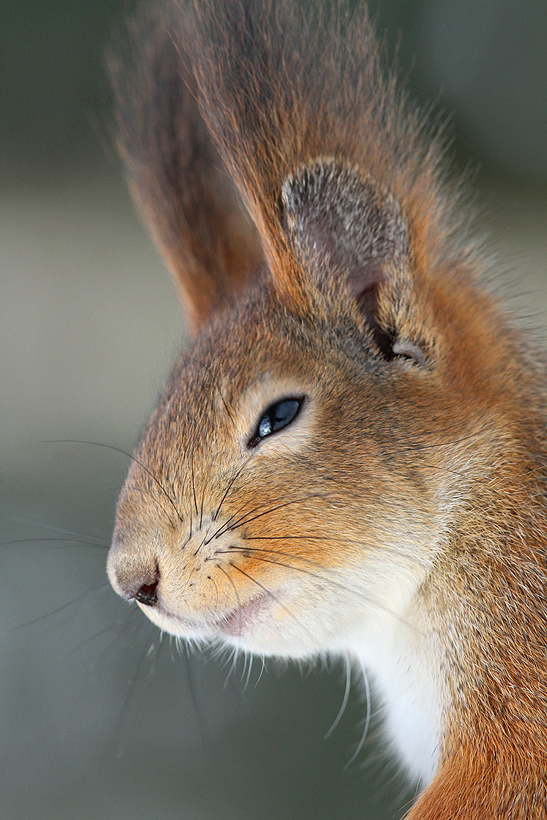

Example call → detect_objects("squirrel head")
107 0 523 658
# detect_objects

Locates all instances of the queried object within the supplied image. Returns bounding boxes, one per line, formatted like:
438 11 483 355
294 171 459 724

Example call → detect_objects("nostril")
134 583 158 607
132 569 160 607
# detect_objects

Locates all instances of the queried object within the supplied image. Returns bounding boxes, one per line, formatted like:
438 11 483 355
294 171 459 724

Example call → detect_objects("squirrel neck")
346 428 547 785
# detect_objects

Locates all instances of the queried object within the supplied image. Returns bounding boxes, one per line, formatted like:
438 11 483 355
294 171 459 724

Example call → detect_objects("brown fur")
109 4 264 331
107 1 547 817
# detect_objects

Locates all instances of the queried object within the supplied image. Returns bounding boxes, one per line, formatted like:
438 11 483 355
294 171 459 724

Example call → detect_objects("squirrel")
106 1 547 816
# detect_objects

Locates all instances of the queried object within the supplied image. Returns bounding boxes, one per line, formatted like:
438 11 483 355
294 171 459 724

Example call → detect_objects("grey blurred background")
1 1 546 819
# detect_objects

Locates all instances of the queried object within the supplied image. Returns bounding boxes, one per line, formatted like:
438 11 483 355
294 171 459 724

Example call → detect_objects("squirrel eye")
248 397 305 448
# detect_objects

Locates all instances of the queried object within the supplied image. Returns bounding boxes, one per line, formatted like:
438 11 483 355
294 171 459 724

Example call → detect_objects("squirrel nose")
133 572 159 607
107 542 160 606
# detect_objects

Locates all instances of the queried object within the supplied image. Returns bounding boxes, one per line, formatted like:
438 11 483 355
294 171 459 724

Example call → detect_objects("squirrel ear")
281 159 409 320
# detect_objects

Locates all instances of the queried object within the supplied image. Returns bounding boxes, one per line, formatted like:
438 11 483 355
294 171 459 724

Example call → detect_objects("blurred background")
1 1 546 819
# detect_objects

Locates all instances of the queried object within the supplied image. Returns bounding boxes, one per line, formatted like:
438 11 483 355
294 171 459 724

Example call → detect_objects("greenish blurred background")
1 2 546 819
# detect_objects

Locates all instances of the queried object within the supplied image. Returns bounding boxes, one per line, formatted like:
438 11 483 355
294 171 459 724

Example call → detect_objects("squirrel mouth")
136 593 276 639
217 593 274 637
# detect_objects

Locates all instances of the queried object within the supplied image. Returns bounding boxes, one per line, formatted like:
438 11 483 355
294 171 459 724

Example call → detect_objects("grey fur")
281 158 409 295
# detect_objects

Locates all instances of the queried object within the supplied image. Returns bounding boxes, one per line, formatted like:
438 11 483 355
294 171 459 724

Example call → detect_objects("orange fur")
107 1 547 816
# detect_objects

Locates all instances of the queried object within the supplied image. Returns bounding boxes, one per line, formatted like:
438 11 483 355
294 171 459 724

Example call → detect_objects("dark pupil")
258 399 300 440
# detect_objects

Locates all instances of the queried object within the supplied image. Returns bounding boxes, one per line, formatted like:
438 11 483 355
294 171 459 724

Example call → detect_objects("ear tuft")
281 159 408 304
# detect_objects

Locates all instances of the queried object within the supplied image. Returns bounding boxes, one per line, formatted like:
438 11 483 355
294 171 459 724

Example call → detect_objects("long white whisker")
344 658 372 770
325 653 351 740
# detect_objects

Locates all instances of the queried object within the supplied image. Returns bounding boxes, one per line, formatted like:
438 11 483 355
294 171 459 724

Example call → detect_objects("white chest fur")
349 618 442 786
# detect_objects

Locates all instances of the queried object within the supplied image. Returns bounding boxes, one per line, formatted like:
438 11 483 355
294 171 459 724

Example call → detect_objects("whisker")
193 462 251 555
245 534 354 543
223 494 330 536
223 548 415 626
45 439 184 524
377 416 501 453
199 482 206 530
181 643 220 761
88 608 147 674
241 650 250 689
187 485 194 538
325 654 351 740
194 531 209 556
111 632 162 760
229 561 320 643
10 580 109 632
222 645 241 689
130 486 177 529
215 563 242 611
224 539 423 568
0 536 107 551
204 499 249 544
6 516 110 545
72 611 137 654
254 656 268 689
190 448 199 519
344 658 371 770
231 564 292 626
213 460 250 523
207 573 220 606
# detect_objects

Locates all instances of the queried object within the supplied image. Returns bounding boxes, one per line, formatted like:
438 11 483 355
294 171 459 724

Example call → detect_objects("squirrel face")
108 275 447 658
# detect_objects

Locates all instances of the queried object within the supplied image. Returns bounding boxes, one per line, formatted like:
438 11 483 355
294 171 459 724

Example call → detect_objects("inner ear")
281 158 409 353
352 274 397 359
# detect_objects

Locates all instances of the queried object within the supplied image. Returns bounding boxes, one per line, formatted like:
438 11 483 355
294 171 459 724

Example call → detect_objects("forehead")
179 290 330 400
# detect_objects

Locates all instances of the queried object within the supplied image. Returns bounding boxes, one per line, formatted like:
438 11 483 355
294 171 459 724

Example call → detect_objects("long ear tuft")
184 0 453 309
108 6 264 332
